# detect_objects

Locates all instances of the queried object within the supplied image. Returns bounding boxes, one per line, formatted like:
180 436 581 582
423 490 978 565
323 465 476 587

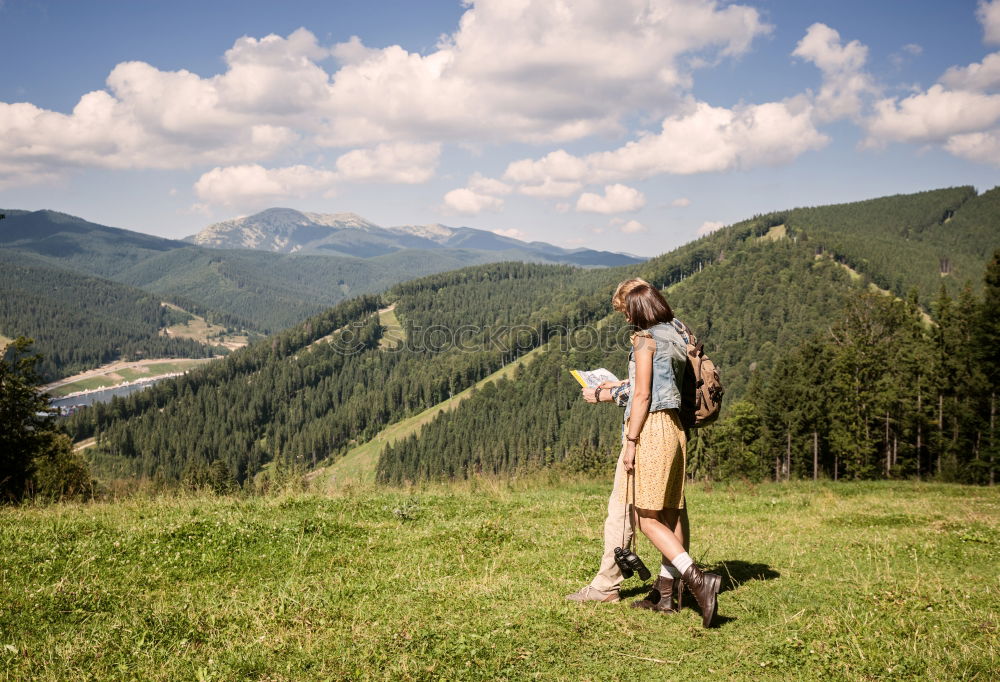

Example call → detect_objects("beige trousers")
590 445 634 592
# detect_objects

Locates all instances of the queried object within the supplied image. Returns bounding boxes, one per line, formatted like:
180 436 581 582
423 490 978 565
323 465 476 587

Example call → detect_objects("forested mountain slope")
377 189 1000 484
63 186 1000 486
777 186 994 306
66 263 631 483
0 250 217 380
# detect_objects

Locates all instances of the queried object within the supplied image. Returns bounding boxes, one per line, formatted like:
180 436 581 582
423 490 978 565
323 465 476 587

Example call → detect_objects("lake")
52 376 173 412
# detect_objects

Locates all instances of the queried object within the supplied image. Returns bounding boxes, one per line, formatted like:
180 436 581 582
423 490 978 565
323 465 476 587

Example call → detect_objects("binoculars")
613 545 651 580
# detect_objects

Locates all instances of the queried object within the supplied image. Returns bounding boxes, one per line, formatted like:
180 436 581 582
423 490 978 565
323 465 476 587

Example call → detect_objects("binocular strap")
621 467 638 552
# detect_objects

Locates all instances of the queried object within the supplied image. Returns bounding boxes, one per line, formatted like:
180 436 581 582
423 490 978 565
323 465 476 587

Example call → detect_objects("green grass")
761 224 787 241
115 368 148 382
161 302 248 349
47 375 119 396
141 360 209 375
1 480 996 680
47 360 214 397
378 306 405 349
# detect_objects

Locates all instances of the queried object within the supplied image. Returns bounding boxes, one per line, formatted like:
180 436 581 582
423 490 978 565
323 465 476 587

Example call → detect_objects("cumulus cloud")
865 85 1000 145
493 227 527 240
940 52 1000 92
321 0 769 146
442 188 504 214
503 98 828 190
792 23 876 122
0 2 773 187
944 130 1000 165
194 164 337 207
611 218 647 234
334 142 440 183
438 172 514 217
979 0 1000 45
697 220 725 236
671 197 692 207
467 172 512 196
518 179 583 198
576 184 646 214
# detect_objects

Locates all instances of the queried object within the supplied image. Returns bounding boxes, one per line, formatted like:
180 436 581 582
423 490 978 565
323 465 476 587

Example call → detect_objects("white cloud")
505 98 828 189
467 172 512 196
979 0 1000 45
576 184 646 214
518 179 583 198
0 2 773 187
611 218 647 234
493 227 527 240
944 130 1000 165
792 23 876 122
504 149 589 184
865 85 1000 145
442 188 504 215
438 172 514 217
940 51 1000 92
321 0 770 146
697 220 725 236
334 142 440 183
671 197 692 207
193 164 337 207
890 43 923 69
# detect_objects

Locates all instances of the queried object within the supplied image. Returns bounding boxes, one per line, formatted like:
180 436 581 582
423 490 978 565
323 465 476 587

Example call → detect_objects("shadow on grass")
711 559 781 594
621 560 780 627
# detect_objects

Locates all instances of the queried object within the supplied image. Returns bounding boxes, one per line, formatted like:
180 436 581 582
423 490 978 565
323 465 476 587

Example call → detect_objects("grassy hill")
1 480 995 679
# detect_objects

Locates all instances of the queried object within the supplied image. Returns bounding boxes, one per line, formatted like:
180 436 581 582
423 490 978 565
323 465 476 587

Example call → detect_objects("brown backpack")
671 319 724 429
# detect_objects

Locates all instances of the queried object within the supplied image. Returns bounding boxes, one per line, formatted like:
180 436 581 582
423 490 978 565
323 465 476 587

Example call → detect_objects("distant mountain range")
0 207 641 378
185 207 641 266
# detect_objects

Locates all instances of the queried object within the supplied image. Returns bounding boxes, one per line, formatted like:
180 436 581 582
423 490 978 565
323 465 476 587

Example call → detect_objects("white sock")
671 552 693 576
659 562 681 579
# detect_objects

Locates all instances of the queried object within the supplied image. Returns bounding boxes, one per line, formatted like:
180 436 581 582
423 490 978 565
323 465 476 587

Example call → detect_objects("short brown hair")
612 278 673 329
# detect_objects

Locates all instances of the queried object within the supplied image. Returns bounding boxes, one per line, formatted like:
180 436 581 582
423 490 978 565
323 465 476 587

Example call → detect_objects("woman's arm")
581 379 629 403
623 333 655 472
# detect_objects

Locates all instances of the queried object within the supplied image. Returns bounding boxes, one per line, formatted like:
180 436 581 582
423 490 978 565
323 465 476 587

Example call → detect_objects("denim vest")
623 321 687 420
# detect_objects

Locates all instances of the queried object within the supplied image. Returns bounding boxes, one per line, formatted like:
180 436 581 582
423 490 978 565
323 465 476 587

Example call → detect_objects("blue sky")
2 0 999 255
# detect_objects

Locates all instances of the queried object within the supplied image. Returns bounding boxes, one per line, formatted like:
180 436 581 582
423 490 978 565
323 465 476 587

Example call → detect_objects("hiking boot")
631 575 681 613
681 564 721 627
565 585 620 603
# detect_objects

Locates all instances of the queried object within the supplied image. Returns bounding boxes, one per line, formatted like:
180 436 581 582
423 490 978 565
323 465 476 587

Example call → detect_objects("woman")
613 277 721 628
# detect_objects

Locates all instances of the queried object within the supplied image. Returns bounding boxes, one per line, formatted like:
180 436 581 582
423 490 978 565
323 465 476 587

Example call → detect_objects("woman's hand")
597 379 625 389
582 387 599 403
622 441 636 473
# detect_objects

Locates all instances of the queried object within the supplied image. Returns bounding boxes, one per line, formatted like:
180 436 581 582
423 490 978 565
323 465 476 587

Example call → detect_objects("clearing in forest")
159 302 249 350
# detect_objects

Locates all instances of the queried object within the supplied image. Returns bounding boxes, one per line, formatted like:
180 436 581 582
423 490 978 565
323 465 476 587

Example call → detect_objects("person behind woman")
614 278 721 628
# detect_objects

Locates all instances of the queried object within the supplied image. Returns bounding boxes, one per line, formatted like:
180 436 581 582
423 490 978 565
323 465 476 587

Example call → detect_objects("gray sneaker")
565 585 620 603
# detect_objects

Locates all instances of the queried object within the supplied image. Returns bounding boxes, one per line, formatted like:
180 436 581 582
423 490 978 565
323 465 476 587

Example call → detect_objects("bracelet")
626 434 639 444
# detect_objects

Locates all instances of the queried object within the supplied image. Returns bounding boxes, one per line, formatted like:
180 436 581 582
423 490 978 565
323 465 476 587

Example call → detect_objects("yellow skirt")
618 409 686 511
